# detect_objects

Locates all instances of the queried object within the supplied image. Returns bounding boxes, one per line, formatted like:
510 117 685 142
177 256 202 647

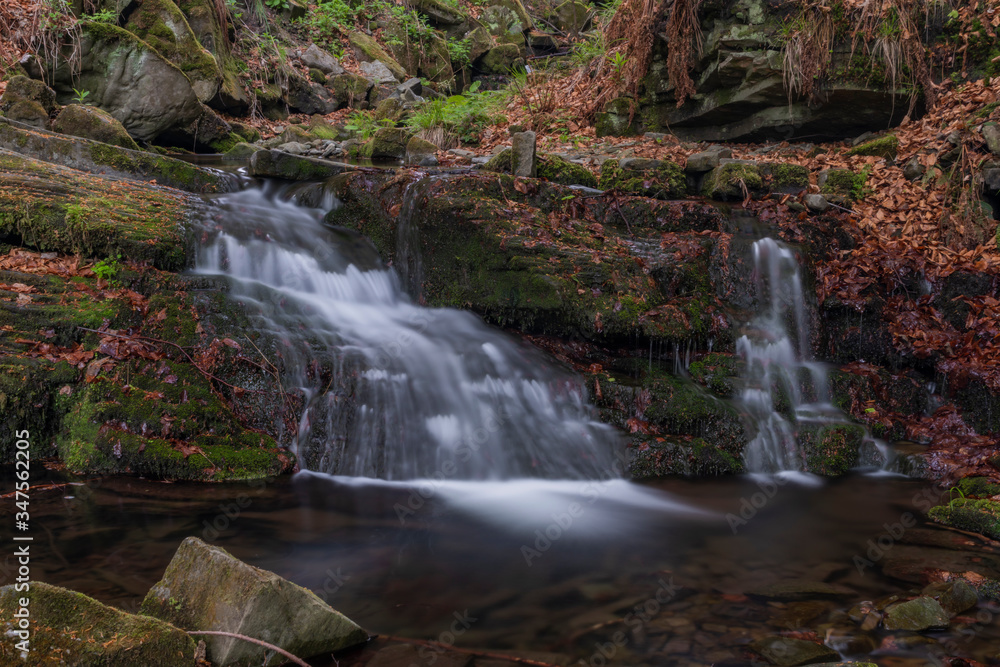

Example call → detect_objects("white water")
193 184 621 480
738 238 844 472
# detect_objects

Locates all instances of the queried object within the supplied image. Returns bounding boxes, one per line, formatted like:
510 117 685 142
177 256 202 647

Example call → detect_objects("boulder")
847 134 899 160
405 135 438 165
551 0 592 33
124 0 223 103
223 142 261 160
511 130 536 177
749 637 839 666
52 22 205 143
701 161 765 200
142 537 367 666
921 580 978 616
350 32 408 82
984 123 1000 155
52 103 141 150
883 597 950 631
0 582 197 666
0 75 57 113
360 60 400 86
478 43 521 74
300 43 345 75
283 70 338 115
0 98 48 128
685 146 732 172
329 73 372 108
600 158 685 199
361 127 413 160
249 149 353 180
804 193 830 212
482 149 597 187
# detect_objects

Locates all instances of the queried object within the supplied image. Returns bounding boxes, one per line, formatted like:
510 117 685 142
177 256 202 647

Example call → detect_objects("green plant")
81 9 117 24
344 110 393 140
72 88 90 104
405 81 502 145
92 255 122 282
265 0 289 9
852 166 873 200
610 50 628 76
447 37 472 68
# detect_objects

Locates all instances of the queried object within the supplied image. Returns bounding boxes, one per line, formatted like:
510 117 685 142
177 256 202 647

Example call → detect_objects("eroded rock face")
142 537 368 666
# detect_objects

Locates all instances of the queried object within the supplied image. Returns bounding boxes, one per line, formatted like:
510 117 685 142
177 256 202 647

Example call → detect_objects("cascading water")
737 237 843 472
193 181 621 480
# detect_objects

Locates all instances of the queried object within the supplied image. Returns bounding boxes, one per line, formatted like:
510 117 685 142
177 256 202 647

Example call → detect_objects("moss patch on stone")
52 104 141 150
798 422 865 476
702 162 764 200
847 134 899 160
599 158 685 198
929 498 1000 540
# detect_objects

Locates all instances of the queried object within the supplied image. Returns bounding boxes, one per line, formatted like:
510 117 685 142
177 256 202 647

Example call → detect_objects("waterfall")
192 182 622 481
737 238 841 472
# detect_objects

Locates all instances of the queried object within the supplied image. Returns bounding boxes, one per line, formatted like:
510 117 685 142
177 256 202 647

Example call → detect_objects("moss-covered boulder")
52 22 208 144
600 158 685 198
124 0 223 102
929 498 1000 540
52 103 141 150
0 118 232 193
762 162 810 193
701 161 764 200
405 135 438 164
628 435 744 477
595 97 639 137
0 75 57 114
820 167 865 199
478 43 521 74
223 141 261 160
248 149 352 180
847 134 899 160
0 97 48 129
142 537 368 665
484 148 598 187
0 582 197 665
330 72 372 107
349 32 409 82
798 422 865 476
360 127 413 160
883 597 950 631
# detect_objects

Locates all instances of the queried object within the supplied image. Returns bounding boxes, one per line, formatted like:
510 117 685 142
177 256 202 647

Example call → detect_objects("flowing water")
737 237 860 473
193 183 621 480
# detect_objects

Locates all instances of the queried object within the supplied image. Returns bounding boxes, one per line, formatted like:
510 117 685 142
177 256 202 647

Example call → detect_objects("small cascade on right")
737 237 844 473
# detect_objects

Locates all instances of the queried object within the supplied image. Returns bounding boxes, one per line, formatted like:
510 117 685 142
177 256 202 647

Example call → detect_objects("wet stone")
749 636 840 666
921 580 978 616
882 596 950 631
746 580 855 601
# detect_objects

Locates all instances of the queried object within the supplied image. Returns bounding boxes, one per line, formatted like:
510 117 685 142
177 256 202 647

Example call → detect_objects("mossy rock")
701 161 764 200
763 162 810 193
600 158 684 198
0 359 78 463
124 0 223 102
929 498 1000 540
0 97 48 129
595 97 639 137
0 75 57 113
954 476 1000 499
349 32 408 82
360 127 413 160
640 372 749 455
230 121 261 143
0 581 197 665
405 135 438 164
373 97 406 122
330 73 372 107
52 104 140 150
627 435 744 478
207 130 244 154
847 134 899 160
223 142 261 160
483 149 597 187
249 149 352 180
478 43 521 74
820 167 865 200
798 422 865 476
688 353 740 398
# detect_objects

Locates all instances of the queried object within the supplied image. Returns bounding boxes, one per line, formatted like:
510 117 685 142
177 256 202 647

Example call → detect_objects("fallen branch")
378 635 562 667
186 631 310 667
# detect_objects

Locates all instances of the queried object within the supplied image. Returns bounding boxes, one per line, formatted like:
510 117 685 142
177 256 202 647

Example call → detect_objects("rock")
482 149 597 187
283 0 307 20
283 70 338 115
685 146 732 172
1 581 197 666
701 161 764 200
330 73 372 108
762 162 810 193
493 0 533 30
799 423 865 475
52 104 140 150
922 580 978 616
278 141 309 155
300 43 345 75
847 134 899 160
747 580 855 600
0 97 49 128
526 30 558 54
804 193 830 212
984 167 1000 193
478 43 522 75
350 32 408 82
411 0 469 28
600 158 685 199
511 130 537 177
819 168 862 199
552 0 592 33
0 117 232 193
984 123 1000 155
405 135 438 165
223 142 261 160
398 77 423 98
628 435 744 477
749 636 840 666
0 75 57 113
249 149 352 180
595 97 639 137
928 497 1000 540
18 53 44 80
123 0 223 103
142 537 367 666
903 155 924 180
53 23 206 144
361 127 413 160
883 596 950 631
360 60 400 87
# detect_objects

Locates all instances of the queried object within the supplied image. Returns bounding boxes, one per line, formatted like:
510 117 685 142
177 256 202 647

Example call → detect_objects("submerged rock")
882 596 950 631
0 581 197 666
142 537 368 666
749 636 839 666
249 149 353 180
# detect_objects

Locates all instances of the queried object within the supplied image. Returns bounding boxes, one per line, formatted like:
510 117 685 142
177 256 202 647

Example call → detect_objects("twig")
76 327 263 395
378 635 562 667
610 193 633 236
186 631 310 667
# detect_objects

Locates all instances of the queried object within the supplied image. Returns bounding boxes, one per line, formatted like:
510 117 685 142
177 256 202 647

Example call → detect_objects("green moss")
688 353 740 397
701 162 764 200
123 0 222 89
628 436 744 478
599 159 685 198
929 498 1000 540
769 162 810 190
847 134 899 160
207 131 243 154
537 154 598 188
799 423 865 476
821 167 868 200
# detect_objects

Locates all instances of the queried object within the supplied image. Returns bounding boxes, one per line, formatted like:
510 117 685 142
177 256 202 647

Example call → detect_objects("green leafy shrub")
405 82 503 145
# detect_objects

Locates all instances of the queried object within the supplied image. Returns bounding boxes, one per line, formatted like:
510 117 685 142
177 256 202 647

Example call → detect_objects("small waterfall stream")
737 237 845 472
193 182 621 480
